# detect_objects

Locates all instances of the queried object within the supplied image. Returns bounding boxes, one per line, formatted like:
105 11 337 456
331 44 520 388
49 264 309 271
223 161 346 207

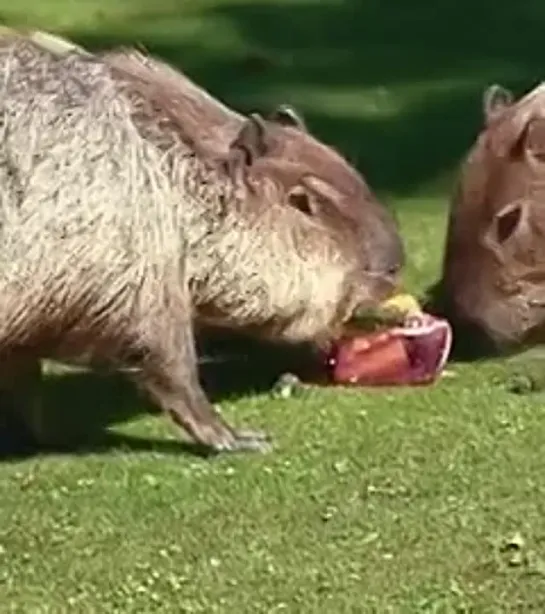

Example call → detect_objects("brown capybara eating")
0 29 405 455
440 82 545 352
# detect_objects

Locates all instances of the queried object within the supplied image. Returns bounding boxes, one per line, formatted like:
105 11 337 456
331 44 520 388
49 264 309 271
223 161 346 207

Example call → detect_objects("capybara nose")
364 226 405 282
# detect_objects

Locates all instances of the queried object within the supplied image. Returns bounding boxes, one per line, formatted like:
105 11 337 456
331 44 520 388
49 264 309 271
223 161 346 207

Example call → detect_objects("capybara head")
263 104 405 285
441 82 545 350
191 106 404 344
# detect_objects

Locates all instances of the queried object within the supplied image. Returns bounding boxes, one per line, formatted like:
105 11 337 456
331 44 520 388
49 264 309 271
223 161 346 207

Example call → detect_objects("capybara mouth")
325 313 452 386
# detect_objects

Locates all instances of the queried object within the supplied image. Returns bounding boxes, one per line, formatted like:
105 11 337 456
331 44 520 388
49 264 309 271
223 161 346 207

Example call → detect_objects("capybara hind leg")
0 359 50 446
132 323 272 454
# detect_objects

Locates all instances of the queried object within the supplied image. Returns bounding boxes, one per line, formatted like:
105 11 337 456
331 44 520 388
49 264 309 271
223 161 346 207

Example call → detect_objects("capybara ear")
483 84 514 124
228 113 271 166
523 116 545 161
269 104 307 132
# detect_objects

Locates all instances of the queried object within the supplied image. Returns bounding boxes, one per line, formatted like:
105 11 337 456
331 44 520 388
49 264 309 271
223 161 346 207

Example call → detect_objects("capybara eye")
387 263 401 276
288 190 313 215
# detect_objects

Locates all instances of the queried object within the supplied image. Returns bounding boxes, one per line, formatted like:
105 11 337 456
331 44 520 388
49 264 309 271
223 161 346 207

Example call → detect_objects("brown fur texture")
441 81 545 350
0 29 403 453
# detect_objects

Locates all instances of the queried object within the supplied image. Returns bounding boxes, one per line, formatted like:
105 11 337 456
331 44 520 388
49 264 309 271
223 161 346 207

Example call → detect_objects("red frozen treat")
325 313 452 386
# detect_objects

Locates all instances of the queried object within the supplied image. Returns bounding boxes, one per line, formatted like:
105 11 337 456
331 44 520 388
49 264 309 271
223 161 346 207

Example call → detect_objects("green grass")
2 0 545 611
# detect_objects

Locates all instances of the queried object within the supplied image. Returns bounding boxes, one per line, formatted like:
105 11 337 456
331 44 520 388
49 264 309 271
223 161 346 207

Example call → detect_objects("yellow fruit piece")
380 293 422 317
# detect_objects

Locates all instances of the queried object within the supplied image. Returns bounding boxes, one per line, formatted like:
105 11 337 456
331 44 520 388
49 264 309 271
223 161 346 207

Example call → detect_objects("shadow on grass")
0 333 320 462
0 370 186 461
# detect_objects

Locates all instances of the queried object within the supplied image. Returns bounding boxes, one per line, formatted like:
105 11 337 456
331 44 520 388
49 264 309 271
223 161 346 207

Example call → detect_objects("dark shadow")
63 0 545 199
0 370 219 461
195 327 324 398
0 333 322 461
0 421 212 462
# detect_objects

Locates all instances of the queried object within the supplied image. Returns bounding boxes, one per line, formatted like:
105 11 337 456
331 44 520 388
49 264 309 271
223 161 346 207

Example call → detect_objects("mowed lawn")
2 0 545 612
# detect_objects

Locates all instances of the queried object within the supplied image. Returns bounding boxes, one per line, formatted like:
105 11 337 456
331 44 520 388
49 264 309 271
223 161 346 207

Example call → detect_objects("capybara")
0 30 404 454
441 82 545 351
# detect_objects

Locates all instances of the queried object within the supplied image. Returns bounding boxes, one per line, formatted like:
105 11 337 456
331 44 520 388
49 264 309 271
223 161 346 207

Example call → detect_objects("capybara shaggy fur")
0 30 404 453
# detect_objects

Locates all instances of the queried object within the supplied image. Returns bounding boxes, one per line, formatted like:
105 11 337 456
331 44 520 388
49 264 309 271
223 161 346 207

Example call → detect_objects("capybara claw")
207 428 272 454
